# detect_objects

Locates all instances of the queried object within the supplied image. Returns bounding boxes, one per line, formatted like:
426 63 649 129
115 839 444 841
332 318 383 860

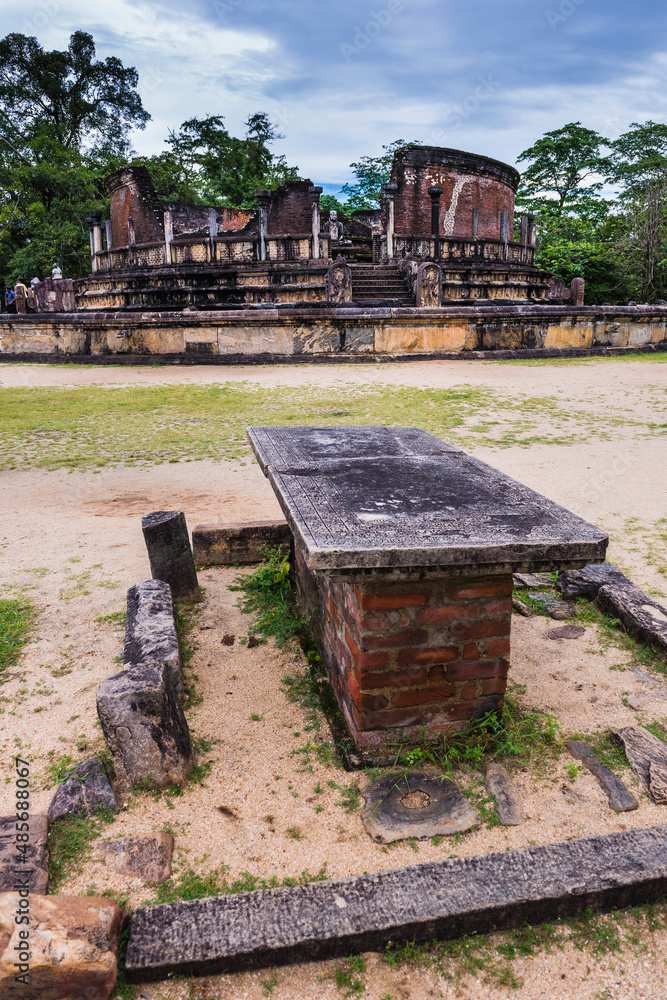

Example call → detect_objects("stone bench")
247 426 608 750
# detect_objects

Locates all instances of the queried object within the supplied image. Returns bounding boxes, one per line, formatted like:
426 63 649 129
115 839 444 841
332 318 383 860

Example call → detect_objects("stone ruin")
73 145 573 312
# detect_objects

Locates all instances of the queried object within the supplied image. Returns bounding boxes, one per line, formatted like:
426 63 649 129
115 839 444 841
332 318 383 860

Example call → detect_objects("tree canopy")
341 140 416 210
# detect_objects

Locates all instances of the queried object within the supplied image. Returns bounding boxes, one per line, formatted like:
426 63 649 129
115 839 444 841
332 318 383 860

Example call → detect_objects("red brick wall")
294 540 512 750
106 167 165 248
387 146 519 241
267 181 313 235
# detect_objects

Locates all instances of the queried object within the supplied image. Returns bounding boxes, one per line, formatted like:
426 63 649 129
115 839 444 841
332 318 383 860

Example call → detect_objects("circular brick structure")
388 145 520 240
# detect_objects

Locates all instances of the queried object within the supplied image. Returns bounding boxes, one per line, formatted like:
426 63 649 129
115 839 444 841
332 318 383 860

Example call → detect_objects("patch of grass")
48 808 117 892
149 859 328 905
0 596 36 677
328 955 367 997
286 826 302 840
232 547 311 649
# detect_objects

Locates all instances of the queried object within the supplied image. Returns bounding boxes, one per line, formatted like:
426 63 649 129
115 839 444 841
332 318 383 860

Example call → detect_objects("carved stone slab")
485 763 524 825
247 426 608 573
360 773 479 842
126 825 667 981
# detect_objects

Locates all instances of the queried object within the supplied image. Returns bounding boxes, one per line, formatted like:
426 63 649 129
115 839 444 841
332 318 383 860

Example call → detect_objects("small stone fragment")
649 762 667 804
47 758 118 824
125 579 183 700
92 834 174 884
360 772 479 842
512 597 533 617
0 892 124 999
547 625 586 640
626 695 643 711
611 725 667 802
0 815 48 894
566 740 638 812
222 634 235 646
514 572 554 589
556 562 631 600
484 763 523 825
96 662 194 794
247 635 260 648
528 591 577 620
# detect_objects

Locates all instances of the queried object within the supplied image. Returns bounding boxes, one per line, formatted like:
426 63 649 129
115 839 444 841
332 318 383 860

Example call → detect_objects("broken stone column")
97 662 194 794
571 277 585 306
383 182 398 259
141 510 200 602
310 185 322 259
255 190 271 261
163 209 174 264
125 579 183 698
428 186 443 259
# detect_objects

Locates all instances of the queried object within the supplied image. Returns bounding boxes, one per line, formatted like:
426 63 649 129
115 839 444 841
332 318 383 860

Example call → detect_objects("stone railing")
394 236 536 267
92 233 332 272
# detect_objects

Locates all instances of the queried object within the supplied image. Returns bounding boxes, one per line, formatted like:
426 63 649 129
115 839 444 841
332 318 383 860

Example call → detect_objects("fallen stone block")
612 725 667 803
0 892 124 999
92 833 174 884
47 758 118 824
360 773 479 843
142 510 200 602
0 815 48 894
566 740 637 812
513 572 553 589
125 825 667 981
96 663 194 794
596 584 667 659
512 597 532 617
557 561 630 600
484 763 524 825
193 520 291 566
125 580 183 699
547 625 586 640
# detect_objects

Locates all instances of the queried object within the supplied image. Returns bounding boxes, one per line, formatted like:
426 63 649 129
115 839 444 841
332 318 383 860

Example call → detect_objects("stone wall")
266 180 314 235
166 204 253 235
388 146 519 240
106 166 165 248
1 305 665 359
313 568 512 748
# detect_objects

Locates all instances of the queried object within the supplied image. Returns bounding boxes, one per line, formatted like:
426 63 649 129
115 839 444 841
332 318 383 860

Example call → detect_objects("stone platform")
248 426 608 749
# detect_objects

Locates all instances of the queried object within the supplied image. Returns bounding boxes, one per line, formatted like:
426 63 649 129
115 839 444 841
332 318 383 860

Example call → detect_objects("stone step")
125 825 667 982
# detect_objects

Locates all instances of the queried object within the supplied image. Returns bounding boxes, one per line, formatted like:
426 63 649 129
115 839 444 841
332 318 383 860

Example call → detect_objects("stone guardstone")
0 892 124 999
47 758 118 824
484 763 523 825
92 833 174 884
0 815 48 894
360 772 479 842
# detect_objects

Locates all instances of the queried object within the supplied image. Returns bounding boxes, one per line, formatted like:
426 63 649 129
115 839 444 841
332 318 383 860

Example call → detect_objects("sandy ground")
0 358 666 999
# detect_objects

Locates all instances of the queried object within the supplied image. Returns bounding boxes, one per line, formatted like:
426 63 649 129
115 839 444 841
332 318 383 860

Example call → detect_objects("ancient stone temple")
75 145 555 311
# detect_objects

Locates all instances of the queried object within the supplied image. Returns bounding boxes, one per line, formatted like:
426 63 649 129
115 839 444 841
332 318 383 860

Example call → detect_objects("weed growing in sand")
0 596 36 677
326 955 367 997
48 808 117 892
232 547 310 648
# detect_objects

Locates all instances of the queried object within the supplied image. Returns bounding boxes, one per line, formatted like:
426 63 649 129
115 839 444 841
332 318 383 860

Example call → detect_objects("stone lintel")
125 825 667 981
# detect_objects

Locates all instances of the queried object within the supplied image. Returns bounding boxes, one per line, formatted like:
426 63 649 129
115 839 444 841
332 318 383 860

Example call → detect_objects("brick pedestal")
296 545 512 750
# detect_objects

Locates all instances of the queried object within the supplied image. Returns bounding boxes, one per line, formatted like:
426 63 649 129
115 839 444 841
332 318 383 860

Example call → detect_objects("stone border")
125 825 667 981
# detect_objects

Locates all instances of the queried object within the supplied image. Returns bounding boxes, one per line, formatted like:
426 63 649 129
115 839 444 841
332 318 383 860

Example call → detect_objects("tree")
341 139 416 210
516 122 610 216
0 31 149 153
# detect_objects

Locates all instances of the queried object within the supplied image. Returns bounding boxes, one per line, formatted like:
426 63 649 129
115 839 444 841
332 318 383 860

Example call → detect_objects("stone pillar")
571 277 585 306
141 511 201 603
163 209 174 264
472 207 479 238
428 186 443 260
255 190 271 262
208 207 217 262
520 213 530 246
527 214 537 247
383 183 398 260
86 216 97 272
105 219 113 250
309 186 323 259
14 284 26 314
86 211 103 272
127 216 136 247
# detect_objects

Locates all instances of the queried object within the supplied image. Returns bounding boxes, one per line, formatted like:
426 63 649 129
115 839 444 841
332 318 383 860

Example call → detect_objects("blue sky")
4 0 667 193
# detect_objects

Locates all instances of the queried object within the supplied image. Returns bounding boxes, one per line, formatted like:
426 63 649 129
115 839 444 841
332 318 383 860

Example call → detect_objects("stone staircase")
350 265 414 305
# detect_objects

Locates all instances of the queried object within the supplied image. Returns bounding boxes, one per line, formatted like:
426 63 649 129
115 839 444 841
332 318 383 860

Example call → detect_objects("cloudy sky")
4 0 667 193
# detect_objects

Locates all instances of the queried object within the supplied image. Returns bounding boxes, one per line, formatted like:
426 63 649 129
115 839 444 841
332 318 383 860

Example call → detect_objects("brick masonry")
294 542 512 749
387 146 519 241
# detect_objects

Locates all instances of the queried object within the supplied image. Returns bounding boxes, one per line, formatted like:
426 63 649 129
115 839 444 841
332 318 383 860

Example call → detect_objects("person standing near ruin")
52 263 63 280
3 286 16 313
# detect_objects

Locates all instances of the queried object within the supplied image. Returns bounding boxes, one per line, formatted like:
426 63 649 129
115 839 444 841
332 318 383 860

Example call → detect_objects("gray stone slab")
527 592 577 620
484 763 524 825
597 584 667 659
47 757 118 823
125 580 183 699
557 562 631 600
192 520 291 566
247 426 608 573
612 726 667 803
126 825 667 981
566 741 637 812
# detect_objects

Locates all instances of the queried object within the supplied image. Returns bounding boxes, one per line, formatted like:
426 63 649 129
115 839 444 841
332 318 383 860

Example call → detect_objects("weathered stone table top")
247 426 608 575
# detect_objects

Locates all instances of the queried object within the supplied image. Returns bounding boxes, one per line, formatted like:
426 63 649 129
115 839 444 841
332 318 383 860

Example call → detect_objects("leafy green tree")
319 194 348 218
341 139 416 210
516 122 610 216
